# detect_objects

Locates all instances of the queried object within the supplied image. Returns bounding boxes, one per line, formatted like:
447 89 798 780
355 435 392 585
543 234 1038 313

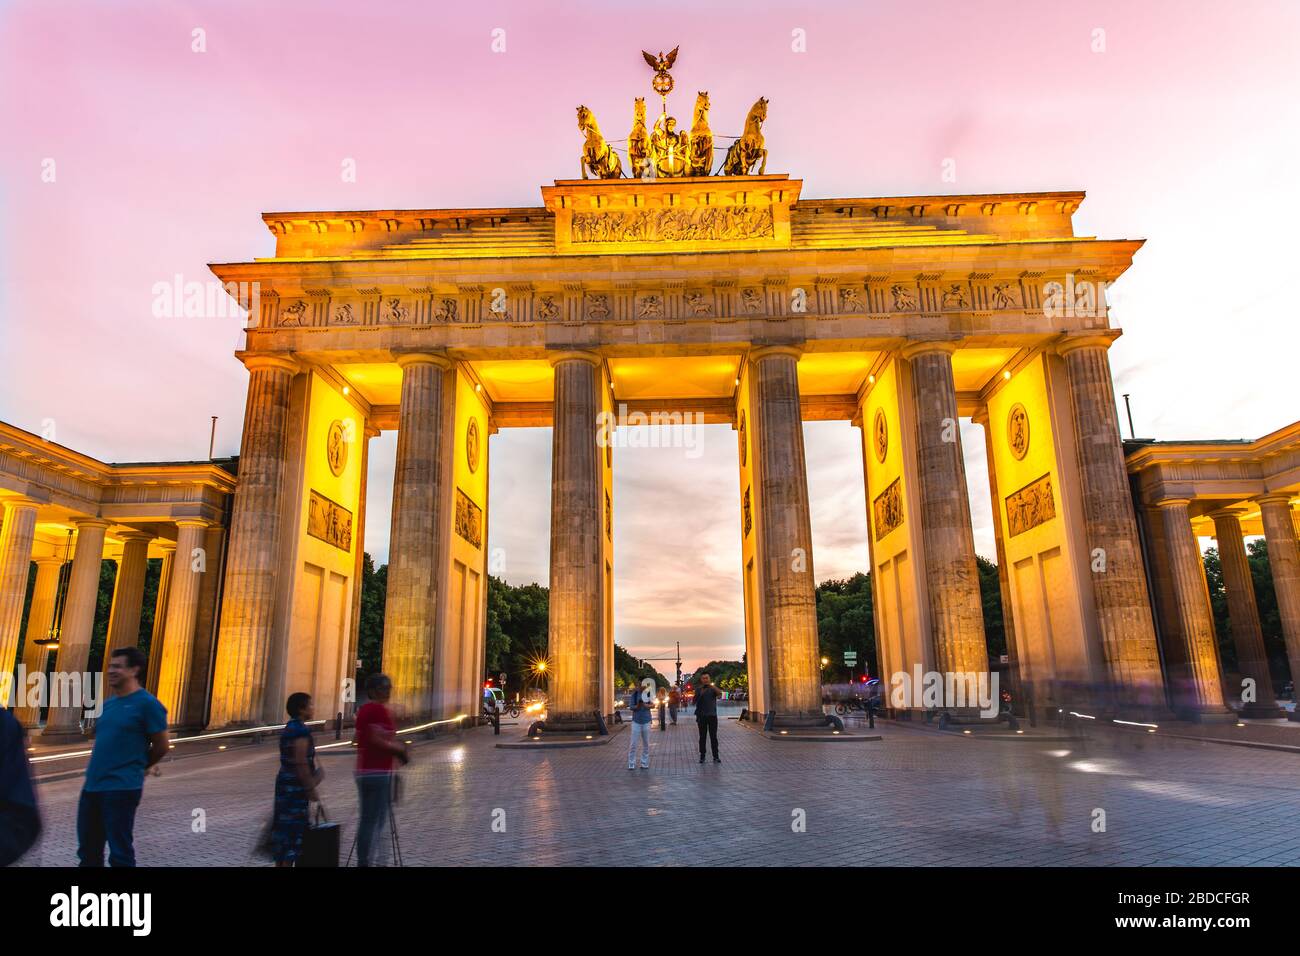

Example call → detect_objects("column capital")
970 406 991 428
116 529 155 545
173 518 211 530
1 496 40 514
71 516 112 531
1255 493 1296 508
1207 506 1248 523
395 350 452 370
32 555 65 568
1055 331 1120 357
748 344 803 363
1154 497 1193 510
241 353 300 375
158 541 177 554
546 349 602 368
898 339 959 361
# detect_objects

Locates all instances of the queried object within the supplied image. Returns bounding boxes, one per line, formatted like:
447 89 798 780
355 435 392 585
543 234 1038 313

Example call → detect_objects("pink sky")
3 0 1297 673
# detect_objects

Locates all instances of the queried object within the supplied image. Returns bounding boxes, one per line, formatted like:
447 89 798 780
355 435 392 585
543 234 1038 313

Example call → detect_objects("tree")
976 556 1007 659
356 553 386 679
1203 541 1287 690
815 573 874 681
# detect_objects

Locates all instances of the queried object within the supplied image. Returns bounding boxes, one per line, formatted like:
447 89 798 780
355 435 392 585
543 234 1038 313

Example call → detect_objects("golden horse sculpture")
628 97 651 179
687 91 712 177
721 97 768 176
577 105 623 180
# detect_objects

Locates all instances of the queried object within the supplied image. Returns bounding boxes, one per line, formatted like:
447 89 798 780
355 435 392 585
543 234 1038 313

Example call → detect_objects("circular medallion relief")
873 408 888 463
326 420 348 476
466 417 481 474
738 410 748 467
1007 403 1030 461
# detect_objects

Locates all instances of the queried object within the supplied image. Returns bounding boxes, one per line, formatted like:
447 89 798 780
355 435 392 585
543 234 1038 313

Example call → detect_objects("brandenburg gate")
197 90 1179 732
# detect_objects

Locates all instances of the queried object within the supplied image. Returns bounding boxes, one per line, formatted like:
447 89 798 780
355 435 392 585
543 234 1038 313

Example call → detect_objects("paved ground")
18 706 1300 866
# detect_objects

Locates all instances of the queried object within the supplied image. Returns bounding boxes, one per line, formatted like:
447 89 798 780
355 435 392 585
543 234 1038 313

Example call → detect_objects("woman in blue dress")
271 692 320 866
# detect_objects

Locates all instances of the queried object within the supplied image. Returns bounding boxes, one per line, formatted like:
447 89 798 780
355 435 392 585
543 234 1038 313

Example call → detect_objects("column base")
1173 705 1239 724
763 711 847 734
39 728 89 745
528 712 608 737
1239 703 1286 720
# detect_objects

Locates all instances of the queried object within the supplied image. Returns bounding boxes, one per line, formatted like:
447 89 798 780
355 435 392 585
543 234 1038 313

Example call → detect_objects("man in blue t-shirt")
78 646 168 866
626 683 654 770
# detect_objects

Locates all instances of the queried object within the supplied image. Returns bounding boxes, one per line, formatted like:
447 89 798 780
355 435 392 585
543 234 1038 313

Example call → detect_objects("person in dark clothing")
0 708 41 866
694 673 723 764
270 692 320 866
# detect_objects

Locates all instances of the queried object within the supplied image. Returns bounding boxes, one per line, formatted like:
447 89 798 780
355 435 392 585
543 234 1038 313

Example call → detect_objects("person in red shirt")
354 674 408 866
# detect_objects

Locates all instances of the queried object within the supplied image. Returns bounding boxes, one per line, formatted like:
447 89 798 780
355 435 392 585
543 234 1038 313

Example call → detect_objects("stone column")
1156 499 1230 716
13 557 62 724
101 531 152 695
207 355 298 728
1057 335 1164 705
749 346 822 717
973 409 1022 705
154 520 210 724
902 343 988 678
547 351 604 725
382 352 451 722
43 518 109 741
146 545 175 694
181 524 226 728
1210 509 1281 716
0 497 39 680
1258 495 1300 692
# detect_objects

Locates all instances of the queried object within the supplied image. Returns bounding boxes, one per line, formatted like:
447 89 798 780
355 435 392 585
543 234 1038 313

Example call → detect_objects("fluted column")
749 346 822 716
973 409 1022 702
1210 509 1280 716
382 352 451 721
1057 335 1163 704
43 518 109 740
1157 499 1229 715
101 531 152 696
0 497 39 680
547 352 604 721
207 355 298 728
1258 495 1300 691
903 343 988 677
13 557 62 724
154 520 210 724
181 524 225 728
146 545 175 694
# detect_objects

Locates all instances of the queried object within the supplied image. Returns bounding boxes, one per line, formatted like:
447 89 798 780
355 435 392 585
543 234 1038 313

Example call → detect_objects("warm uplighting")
475 383 482 392
342 385 350 395
820 656 829 666
868 374 875 384
1003 370 1012 380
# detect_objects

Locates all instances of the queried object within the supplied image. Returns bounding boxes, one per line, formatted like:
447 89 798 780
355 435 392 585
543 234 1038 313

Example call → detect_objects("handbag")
298 803 340 868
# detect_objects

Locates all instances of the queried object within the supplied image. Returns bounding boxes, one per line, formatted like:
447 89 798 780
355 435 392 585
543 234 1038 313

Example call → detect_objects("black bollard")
334 711 343 741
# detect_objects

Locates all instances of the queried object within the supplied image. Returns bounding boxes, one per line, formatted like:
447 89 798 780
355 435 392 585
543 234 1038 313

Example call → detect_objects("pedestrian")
0 707 40 866
667 687 680 725
77 646 168 867
627 684 652 770
695 672 723 764
270 692 320 867
354 674 408 866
